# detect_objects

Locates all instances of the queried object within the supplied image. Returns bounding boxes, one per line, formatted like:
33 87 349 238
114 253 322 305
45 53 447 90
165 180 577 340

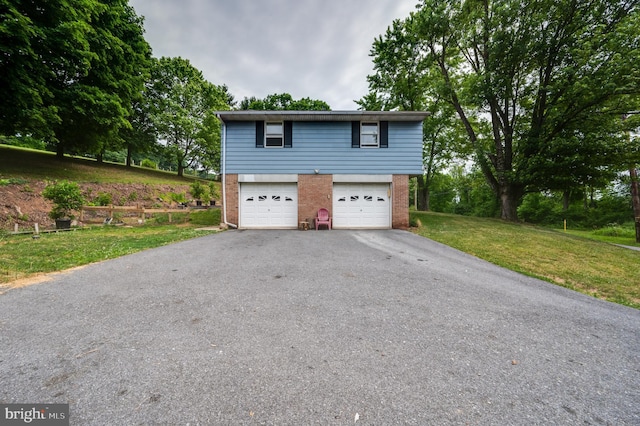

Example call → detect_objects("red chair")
315 208 332 230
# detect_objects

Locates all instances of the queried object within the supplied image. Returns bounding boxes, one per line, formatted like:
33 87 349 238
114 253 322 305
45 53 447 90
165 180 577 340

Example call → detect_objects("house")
215 110 429 229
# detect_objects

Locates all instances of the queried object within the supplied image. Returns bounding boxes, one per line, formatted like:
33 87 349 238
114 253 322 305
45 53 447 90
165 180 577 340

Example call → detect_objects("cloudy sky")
128 0 418 110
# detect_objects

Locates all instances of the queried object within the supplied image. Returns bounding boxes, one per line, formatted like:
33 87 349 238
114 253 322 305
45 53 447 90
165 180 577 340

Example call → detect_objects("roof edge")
214 110 430 122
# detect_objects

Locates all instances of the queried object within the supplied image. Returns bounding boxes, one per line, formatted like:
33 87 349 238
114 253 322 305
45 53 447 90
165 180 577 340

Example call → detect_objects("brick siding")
224 174 238 226
392 175 409 229
298 174 333 226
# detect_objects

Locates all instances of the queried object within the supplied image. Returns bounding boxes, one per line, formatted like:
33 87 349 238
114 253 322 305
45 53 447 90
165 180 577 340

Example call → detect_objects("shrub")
189 180 206 200
94 192 113 206
140 158 157 169
208 181 219 200
592 223 637 238
167 192 187 204
0 178 29 186
42 181 85 219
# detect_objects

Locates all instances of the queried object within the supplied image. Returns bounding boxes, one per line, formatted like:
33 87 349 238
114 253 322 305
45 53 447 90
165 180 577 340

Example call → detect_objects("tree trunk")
56 142 64 159
499 184 521 221
177 163 184 177
424 188 431 211
126 144 133 167
96 152 103 164
630 167 640 243
417 176 429 211
562 190 570 211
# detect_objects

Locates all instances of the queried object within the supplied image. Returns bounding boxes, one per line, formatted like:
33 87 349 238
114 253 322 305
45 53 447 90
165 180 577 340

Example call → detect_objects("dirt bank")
0 181 193 231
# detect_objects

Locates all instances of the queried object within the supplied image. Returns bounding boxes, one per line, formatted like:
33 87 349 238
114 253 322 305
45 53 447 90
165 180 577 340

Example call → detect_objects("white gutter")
218 114 237 229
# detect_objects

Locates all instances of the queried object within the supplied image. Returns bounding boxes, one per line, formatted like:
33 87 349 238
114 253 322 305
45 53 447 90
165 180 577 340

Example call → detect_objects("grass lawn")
411 211 640 309
0 226 218 288
0 208 221 289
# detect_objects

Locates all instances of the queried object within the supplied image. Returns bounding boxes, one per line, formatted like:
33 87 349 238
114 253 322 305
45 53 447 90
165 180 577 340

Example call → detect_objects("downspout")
218 114 237 228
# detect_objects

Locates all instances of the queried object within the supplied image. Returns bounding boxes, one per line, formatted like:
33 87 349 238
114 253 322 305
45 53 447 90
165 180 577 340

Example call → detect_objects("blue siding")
225 121 423 174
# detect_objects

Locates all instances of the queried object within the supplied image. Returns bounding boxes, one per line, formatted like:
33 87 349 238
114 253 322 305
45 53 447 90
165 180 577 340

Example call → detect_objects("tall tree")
52 0 151 159
120 95 156 167
359 18 466 211
0 0 94 137
370 0 640 220
149 57 230 177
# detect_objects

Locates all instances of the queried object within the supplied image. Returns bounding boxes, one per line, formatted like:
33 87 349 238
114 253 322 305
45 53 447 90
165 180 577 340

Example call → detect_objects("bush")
190 180 206 200
140 158 157 169
592 223 637 238
42 181 85 219
94 192 113 206
518 193 560 224
208 181 219 200
0 178 29 186
166 192 187 204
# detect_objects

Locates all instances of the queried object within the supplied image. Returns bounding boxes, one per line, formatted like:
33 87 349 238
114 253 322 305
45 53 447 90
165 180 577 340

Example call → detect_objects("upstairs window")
256 121 292 148
265 122 284 148
360 122 379 147
351 121 388 148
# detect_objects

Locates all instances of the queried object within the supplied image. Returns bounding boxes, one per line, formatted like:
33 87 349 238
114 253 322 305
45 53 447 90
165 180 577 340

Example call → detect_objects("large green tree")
119 95 156 167
0 0 94 137
52 0 151 159
358 18 466 211
148 57 230 176
368 0 640 220
1 0 151 157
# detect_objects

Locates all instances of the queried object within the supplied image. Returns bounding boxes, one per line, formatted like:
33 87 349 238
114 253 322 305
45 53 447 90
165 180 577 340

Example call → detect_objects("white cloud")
130 0 417 110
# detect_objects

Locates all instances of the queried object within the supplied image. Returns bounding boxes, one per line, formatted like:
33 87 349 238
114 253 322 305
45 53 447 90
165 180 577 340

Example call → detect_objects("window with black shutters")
265 122 284 147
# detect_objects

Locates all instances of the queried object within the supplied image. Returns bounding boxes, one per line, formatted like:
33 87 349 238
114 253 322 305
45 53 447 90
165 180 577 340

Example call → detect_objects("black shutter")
351 121 360 148
255 121 264 148
284 121 293 148
379 121 388 148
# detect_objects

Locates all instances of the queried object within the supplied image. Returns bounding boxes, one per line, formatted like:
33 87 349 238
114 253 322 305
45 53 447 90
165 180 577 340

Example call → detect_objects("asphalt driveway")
1 230 638 425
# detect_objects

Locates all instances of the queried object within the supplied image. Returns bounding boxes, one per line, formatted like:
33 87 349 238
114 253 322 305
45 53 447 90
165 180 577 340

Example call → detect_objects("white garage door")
333 183 391 229
240 183 298 228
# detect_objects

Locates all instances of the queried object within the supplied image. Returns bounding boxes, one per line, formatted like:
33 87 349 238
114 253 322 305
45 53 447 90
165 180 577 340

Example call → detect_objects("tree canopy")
240 93 331 111
148 57 231 176
365 0 640 220
1 0 95 137
1 0 151 158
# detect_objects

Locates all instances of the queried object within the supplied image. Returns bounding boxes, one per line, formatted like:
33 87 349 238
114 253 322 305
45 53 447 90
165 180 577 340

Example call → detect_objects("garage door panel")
240 183 298 228
333 183 390 229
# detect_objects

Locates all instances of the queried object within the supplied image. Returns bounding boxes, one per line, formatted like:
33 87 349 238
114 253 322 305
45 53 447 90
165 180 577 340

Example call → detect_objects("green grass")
411 211 640 309
0 144 195 184
0 225 219 286
562 225 639 247
0 145 223 290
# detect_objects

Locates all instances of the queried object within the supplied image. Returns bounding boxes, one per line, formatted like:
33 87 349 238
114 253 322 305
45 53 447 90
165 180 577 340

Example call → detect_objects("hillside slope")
0 145 207 231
